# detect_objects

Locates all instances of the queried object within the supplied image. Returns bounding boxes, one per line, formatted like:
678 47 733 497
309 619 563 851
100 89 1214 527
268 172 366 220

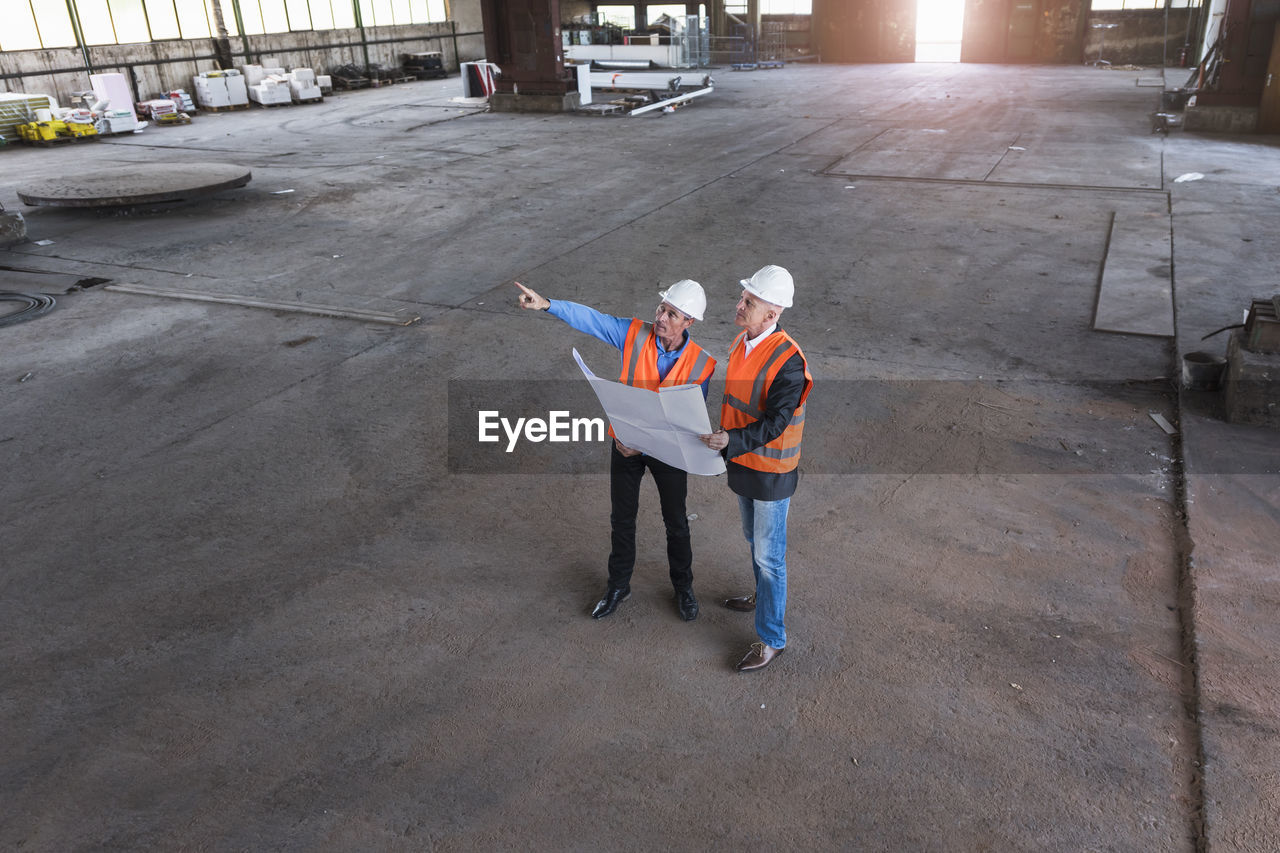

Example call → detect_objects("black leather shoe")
723 594 756 612
676 589 699 621
591 587 630 619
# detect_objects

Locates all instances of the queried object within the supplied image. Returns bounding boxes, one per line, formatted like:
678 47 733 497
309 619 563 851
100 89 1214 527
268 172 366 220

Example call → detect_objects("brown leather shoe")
736 642 783 672
723 594 756 612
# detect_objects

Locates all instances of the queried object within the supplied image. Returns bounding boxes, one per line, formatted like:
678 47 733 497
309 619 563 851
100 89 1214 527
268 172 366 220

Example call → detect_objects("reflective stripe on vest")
617 318 715 390
720 329 812 474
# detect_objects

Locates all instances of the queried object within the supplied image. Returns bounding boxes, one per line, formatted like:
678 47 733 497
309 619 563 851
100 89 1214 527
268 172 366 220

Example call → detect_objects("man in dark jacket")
701 265 813 672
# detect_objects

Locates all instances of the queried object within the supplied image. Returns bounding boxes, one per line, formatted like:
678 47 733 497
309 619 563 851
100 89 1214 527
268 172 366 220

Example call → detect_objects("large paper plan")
573 348 726 476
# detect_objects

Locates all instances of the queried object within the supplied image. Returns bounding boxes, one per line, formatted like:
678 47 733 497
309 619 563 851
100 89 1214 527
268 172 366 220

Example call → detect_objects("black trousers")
607 443 693 593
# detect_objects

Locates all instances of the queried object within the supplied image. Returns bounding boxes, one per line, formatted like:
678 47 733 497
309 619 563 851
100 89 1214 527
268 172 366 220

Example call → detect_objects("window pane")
596 5 634 28
357 0 372 24
110 0 151 42
260 0 288 32
176 0 211 36
284 0 310 28
370 0 392 25
309 0 334 29
426 0 444 21
1 0 44 50
332 0 355 28
31 0 78 47
77 0 118 43
1089 0 1123 8
237 0 262 32
145 0 181 38
645 4 685 25
390 0 409 23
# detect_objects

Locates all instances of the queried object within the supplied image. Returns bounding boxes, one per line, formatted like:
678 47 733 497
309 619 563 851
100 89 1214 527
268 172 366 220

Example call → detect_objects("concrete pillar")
1196 0 1265 107
480 0 581 112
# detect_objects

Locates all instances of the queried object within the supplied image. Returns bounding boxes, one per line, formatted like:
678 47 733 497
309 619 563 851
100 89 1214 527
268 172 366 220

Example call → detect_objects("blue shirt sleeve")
548 299 709 396
546 300 632 352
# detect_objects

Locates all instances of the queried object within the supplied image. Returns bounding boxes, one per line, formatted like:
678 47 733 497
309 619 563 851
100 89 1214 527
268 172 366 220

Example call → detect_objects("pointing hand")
514 281 549 311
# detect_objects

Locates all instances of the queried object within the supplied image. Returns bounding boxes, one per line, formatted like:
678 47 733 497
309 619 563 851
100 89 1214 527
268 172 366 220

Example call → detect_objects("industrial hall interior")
2 0 1279 847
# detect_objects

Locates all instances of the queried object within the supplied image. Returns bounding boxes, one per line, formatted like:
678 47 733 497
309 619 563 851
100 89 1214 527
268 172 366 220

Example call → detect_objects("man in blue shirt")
515 280 715 622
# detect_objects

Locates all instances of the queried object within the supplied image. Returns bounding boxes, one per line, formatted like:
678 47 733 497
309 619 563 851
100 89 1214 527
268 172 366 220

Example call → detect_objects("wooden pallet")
580 103 623 116
252 100 292 108
199 103 250 112
294 97 324 105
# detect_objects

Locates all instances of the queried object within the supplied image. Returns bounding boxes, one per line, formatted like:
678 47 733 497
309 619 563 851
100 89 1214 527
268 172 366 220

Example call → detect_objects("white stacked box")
249 78 292 105
193 75 231 108
317 75 333 94
287 69 322 101
96 111 142 134
225 72 249 105
193 71 249 108
243 65 287 86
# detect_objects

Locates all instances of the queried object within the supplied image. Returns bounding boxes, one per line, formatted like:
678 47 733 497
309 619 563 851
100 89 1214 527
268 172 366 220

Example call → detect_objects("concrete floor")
2 63 1277 851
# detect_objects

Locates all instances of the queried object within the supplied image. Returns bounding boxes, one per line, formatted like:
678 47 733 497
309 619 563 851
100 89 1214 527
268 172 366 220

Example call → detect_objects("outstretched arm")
513 281 632 350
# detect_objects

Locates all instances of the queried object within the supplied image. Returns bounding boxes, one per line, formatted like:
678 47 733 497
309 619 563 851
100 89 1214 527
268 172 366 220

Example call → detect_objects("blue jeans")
737 495 790 649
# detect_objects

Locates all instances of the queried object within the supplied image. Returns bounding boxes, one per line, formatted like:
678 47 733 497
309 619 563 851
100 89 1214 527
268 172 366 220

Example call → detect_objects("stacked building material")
90 73 137 124
248 76 292 106
0 92 56 142
403 52 446 79
193 71 249 109
286 69 322 102
96 110 141 135
167 90 195 112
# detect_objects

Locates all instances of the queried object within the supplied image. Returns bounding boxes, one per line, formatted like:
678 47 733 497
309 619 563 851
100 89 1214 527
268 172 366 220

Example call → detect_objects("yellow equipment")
16 117 99 144
60 120 97 137
17 121 57 142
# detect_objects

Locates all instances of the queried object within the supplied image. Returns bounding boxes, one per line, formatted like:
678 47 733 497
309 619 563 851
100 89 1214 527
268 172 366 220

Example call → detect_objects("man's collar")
744 323 778 351
656 329 689 354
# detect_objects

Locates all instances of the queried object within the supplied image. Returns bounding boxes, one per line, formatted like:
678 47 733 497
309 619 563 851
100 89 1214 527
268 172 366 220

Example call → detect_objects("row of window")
593 2 813 30
0 0 446 51
1090 0 1194 9
0 0 1198 53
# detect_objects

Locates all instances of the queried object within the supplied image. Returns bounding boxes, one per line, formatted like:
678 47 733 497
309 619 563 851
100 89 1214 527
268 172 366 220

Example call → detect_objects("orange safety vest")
611 319 717 438
720 329 813 474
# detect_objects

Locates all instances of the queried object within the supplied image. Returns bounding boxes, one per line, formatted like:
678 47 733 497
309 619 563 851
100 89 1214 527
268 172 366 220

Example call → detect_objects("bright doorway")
915 0 966 62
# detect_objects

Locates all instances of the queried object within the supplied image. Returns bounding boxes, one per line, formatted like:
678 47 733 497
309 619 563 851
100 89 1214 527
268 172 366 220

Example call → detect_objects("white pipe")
628 85 714 116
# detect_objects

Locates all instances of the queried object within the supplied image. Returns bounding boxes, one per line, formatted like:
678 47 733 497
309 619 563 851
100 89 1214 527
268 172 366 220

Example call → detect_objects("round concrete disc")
17 163 252 207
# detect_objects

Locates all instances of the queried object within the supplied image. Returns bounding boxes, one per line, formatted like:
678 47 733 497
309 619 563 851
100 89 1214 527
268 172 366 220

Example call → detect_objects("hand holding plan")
574 348 726 476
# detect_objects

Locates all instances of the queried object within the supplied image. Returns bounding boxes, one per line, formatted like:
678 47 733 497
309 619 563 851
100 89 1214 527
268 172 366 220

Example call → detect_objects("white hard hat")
740 265 794 309
657 278 706 321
